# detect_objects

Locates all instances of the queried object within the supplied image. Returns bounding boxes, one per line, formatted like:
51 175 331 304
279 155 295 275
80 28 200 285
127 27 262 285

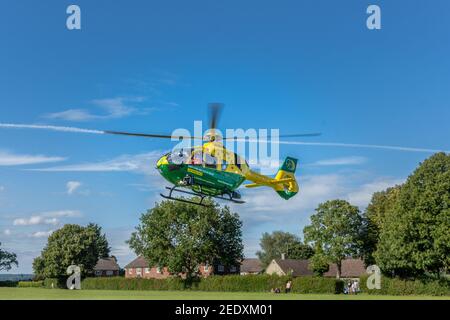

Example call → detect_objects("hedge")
18 281 44 288
0 281 18 287
43 278 67 289
82 277 186 291
292 276 344 294
360 275 450 296
193 274 290 292
80 275 344 294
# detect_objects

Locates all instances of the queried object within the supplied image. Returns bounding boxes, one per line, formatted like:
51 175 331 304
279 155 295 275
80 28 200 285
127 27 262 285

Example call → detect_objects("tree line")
257 152 450 279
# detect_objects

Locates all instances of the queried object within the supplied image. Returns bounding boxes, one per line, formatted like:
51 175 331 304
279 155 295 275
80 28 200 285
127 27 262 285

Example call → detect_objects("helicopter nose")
156 155 168 169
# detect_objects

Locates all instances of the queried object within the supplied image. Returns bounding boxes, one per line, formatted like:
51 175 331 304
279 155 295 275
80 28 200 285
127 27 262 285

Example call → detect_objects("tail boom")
244 157 299 200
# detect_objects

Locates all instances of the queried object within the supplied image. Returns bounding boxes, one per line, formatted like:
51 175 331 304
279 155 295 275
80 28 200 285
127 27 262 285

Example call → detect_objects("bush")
18 281 43 288
360 275 450 296
0 281 18 287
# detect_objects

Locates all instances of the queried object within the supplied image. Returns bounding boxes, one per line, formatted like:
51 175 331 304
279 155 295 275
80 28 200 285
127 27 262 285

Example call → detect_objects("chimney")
281 253 286 260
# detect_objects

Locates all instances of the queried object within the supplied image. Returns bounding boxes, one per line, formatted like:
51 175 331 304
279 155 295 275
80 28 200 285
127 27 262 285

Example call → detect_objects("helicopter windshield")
167 148 220 167
167 148 192 164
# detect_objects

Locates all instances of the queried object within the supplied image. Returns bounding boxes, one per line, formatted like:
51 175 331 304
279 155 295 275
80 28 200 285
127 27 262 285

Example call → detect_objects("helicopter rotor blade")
223 132 322 140
104 130 204 140
208 102 224 131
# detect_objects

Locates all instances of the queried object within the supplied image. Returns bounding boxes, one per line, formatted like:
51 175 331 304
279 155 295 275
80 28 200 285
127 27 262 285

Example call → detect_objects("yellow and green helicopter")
105 103 320 206
0 104 320 206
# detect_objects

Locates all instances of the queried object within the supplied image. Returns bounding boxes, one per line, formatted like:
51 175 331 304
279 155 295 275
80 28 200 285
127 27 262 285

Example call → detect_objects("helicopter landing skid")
160 186 245 206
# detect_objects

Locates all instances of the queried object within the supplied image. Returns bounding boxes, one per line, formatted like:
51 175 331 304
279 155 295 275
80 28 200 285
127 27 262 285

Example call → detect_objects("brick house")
94 257 120 277
124 256 239 279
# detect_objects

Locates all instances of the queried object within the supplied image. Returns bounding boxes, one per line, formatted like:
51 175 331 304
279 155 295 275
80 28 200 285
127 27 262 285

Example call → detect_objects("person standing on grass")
352 281 359 295
285 280 292 293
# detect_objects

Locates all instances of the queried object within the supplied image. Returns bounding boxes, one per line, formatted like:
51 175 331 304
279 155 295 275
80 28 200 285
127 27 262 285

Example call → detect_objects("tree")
308 245 330 276
360 185 401 265
303 199 362 278
0 242 18 272
374 153 450 277
256 231 314 267
33 223 110 278
127 199 243 280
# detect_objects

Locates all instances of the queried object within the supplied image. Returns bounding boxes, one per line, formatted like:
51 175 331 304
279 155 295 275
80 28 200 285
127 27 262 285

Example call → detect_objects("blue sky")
1 0 450 273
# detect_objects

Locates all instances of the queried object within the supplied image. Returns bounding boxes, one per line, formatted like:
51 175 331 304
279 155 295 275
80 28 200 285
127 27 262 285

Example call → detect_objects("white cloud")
347 178 404 207
310 156 367 166
0 186 4 191
30 230 53 238
0 150 65 166
31 151 163 175
66 181 82 195
233 173 404 234
45 97 151 121
45 210 82 218
12 210 82 226
14 216 59 226
240 174 348 214
3 229 11 236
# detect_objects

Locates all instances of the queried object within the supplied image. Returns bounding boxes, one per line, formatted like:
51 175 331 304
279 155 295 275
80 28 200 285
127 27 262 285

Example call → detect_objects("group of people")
271 280 292 294
344 280 360 295
270 279 360 295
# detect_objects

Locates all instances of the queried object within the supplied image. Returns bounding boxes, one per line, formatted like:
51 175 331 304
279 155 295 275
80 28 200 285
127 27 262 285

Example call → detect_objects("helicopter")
99 103 321 206
0 103 320 206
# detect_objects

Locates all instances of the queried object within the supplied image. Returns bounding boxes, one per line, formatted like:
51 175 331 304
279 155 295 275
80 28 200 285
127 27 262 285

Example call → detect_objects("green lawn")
0 287 448 300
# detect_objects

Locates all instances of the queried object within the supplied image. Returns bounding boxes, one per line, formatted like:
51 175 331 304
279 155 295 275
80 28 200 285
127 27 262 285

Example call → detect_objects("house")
323 259 366 279
265 257 366 279
124 256 239 279
125 256 171 279
265 259 313 277
240 258 263 275
94 257 120 277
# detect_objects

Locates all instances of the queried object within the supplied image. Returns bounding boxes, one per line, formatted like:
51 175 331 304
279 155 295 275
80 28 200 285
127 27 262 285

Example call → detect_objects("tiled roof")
94 257 120 271
124 256 149 269
274 259 314 276
323 259 366 278
240 258 263 273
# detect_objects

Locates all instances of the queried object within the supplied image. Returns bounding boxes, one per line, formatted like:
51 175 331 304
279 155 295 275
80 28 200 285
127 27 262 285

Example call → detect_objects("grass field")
0 288 448 300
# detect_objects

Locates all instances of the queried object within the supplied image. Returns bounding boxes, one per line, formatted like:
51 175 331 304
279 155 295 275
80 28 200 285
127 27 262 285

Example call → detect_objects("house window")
95 270 102 276
136 268 142 276
145 268 150 274
204 264 210 272
217 265 224 272
128 268 133 275
106 270 113 276
156 267 162 274
230 265 237 273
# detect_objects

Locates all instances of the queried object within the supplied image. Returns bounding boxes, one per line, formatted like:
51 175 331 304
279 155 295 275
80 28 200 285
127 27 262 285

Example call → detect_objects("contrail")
232 139 450 154
1 123 448 154
0 123 105 135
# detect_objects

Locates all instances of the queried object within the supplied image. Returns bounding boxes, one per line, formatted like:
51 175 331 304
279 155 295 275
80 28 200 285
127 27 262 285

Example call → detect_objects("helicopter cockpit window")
191 150 203 165
203 153 217 168
168 148 192 164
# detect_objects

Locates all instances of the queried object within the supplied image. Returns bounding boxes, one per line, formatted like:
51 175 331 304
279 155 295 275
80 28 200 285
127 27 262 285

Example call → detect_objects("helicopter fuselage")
156 142 299 201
